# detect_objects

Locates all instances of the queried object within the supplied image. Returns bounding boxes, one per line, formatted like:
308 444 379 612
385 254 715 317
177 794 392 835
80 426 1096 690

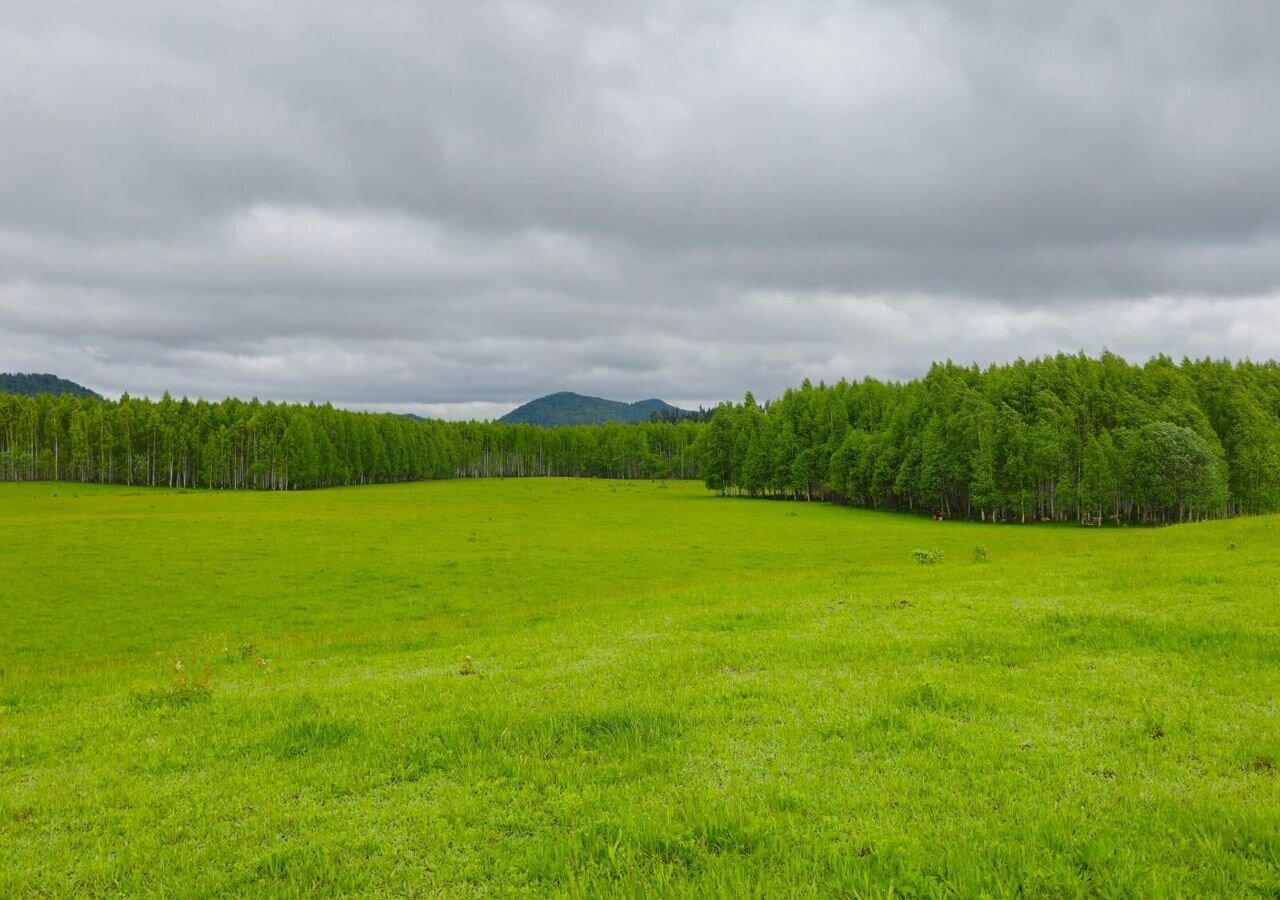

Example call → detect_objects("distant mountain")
499 392 694 426
0 372 101 399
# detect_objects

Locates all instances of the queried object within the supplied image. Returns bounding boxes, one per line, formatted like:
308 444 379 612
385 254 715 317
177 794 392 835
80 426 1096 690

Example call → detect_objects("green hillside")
499 391 691 425
0 372 100 399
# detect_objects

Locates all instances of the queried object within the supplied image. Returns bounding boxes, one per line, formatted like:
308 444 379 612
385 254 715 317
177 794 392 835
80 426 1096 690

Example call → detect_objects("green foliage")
912 547 945 565
972 543 989 562
3 480 1280 894
1125 421 1228 520
697 352 1280 523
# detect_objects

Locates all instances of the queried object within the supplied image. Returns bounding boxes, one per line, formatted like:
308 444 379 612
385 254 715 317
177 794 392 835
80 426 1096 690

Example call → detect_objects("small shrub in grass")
132 670 212 711
912 548 945 565
972 544 989 562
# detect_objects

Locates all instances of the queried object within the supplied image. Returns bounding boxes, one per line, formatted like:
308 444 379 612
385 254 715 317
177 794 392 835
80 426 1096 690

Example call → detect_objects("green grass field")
3 479 1279 897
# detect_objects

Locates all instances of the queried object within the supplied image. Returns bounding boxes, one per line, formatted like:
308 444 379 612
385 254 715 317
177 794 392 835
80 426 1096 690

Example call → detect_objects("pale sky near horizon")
2 1 1279 420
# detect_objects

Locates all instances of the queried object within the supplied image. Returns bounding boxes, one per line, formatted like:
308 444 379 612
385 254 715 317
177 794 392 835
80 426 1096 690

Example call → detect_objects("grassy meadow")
2 478 1279 897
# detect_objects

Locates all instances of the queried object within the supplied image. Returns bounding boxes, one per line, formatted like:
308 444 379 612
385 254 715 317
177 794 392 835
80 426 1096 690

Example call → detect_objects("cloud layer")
3 1 1279 416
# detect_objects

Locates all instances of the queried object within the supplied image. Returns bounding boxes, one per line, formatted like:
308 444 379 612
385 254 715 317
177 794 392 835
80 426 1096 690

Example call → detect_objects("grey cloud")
1 0 1279 414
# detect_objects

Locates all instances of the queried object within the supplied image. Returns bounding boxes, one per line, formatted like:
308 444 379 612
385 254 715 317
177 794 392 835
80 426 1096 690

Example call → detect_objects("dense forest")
0 392 703 489
695 354 1280 524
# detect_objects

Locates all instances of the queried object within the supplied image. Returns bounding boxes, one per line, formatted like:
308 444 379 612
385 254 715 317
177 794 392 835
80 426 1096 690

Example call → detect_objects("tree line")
695 353 1280 524
8 353 1278 525
0 392 705 489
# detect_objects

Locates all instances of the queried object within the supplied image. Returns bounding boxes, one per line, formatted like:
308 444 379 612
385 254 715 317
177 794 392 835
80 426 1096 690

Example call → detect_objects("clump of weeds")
132 664 213 711
912 548 945 565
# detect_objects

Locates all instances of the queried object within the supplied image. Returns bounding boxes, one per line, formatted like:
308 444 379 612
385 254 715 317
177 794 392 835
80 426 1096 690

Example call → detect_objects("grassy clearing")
2 479 1279 897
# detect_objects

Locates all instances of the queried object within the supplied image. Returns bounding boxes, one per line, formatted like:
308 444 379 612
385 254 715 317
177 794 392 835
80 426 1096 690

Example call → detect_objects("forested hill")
0 373 100 399
499 392 693 425
696 353 1280 525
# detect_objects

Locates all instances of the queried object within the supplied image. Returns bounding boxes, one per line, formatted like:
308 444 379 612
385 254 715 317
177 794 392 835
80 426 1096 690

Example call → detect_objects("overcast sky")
2 1 1279 418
